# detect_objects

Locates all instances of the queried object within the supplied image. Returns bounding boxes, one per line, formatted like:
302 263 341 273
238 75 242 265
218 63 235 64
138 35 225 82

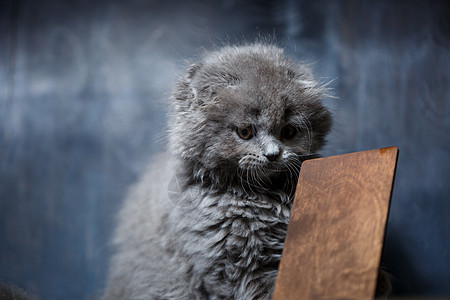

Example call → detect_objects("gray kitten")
103 44 332 299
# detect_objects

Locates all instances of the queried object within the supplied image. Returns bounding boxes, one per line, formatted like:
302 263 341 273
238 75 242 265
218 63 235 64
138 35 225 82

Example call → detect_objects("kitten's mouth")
239 162 294 179
236 154 302 186
235 163 299 194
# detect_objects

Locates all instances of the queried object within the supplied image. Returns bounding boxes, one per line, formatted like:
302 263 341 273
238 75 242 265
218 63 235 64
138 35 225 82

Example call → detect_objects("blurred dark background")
0 0 448 299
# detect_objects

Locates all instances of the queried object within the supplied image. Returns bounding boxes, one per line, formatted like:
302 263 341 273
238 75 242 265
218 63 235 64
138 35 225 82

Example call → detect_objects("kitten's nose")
264 141 281 162
265 152 280 162
264 148 281 162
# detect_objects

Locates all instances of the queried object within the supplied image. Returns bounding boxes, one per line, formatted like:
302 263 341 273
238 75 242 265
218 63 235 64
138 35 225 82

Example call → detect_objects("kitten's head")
169 44 331 191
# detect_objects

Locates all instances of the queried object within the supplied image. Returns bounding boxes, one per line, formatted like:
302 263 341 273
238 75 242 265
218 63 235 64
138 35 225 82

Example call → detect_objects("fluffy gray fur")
103 43 332 299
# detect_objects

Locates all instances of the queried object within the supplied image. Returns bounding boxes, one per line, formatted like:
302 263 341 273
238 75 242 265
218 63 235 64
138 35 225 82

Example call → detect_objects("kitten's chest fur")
166 183 293 298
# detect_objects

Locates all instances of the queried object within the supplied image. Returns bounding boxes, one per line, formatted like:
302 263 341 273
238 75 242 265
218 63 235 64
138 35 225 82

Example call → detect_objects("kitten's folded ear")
186 63 203 81
184 62 203 103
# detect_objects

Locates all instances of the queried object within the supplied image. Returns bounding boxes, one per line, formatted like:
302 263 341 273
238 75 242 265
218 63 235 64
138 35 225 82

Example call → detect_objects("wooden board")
272 147 399 299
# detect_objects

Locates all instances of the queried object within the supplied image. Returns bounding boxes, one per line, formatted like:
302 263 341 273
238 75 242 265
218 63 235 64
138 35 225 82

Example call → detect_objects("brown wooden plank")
272 147 399 299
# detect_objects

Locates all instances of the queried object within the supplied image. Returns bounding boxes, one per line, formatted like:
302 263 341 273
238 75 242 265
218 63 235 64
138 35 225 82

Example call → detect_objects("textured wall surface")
0 0 448 299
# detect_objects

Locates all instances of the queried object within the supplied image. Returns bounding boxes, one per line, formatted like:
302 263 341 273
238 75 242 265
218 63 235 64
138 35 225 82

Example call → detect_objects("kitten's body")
103 44 332 299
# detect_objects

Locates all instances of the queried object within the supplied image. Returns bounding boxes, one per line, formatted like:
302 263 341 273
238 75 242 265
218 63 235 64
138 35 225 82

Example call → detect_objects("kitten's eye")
237 126 254 140
281 124 297 139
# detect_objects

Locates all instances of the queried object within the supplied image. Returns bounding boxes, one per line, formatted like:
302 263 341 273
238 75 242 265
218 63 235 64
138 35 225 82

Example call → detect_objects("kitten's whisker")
238 167 251 196
301 114 314 154
251 168 260 187
292 111 314 154
238 167 261 195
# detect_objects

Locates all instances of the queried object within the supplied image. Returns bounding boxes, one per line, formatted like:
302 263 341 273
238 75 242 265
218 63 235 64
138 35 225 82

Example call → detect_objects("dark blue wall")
0 0 448 298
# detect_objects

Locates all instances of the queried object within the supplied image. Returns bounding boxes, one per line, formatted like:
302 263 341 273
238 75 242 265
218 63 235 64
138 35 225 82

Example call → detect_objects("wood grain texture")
272 147 398 299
